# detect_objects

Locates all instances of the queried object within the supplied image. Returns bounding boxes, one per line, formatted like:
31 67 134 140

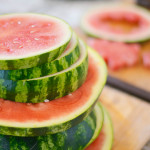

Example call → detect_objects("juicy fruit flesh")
143 51 150 68
0 56 98 122
0 15 66 57
88 11 149 34
86 128 105 150
88 39 140 70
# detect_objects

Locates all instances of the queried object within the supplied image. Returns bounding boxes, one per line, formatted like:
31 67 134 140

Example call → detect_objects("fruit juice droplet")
34 38 39 41
17 21 21 25
19 45 23 49
31 25 35 28
30 30 36 34
44 99 49 102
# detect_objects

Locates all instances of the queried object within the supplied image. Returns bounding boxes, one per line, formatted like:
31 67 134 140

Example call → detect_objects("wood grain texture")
100 86 150 150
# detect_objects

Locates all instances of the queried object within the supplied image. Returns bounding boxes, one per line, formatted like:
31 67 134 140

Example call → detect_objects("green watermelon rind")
84 102 104 149
0 46 107 136
0 97 96 137
81 3 150 43
0 40 88 103
0 106 100 150
0 13 72 70
100 103 114 150
0 32 80 81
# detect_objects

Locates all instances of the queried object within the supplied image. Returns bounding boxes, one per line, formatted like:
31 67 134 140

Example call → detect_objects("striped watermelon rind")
85 102 104 149
0 100 95 137
0 32 80 81
100 104 113 150
0 13 72 70
86 102 113 150
0 105 103 150
0 46 107 136
0 40 88 103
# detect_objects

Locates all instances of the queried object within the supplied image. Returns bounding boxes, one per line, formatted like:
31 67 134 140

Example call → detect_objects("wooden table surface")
0 0 150 149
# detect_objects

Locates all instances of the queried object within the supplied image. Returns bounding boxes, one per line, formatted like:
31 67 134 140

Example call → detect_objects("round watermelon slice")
88 39 140 70
0 47 107 136
81 3 150 42
0 13 72 70
0 32 80 80
0 40 88 103
86 102 113 150
0 104 103 150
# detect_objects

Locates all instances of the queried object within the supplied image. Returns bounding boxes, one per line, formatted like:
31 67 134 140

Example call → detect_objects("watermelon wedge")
81 3 150 42
0 47 107 136
0 40 88 103
0 13 72 70
0 32 80 80
86 103 113 150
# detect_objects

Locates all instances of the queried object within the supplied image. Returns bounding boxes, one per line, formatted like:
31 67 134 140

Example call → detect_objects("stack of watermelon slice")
0 13 113 150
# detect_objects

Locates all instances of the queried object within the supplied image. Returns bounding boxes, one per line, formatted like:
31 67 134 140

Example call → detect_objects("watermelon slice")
0 103 103 150
142 51 150 68
0 32 80 80
0 13 72 70
0 47 107 136
0 40 88 103
81 3 150 42
88 39 140 70
0 104 103 150
86 103 113 150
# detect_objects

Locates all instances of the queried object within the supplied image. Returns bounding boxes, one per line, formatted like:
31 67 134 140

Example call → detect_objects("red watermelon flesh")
88 39 140 70
142 51 150 68
0 14 69 58
86 128 105 150
87 11 149 34
0 53 101 125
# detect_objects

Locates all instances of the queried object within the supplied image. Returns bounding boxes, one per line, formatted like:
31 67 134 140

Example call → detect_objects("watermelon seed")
68 93 72 96
34 38 39 41
19 45 23 49
44 99 49 102
17 21 21 25
27 103 31 106
31 25 35 28
13 40 19 44
30 30 36 34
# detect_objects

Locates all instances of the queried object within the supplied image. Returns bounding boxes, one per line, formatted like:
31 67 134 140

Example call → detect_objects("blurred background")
0 0 134 27
0 0 150 150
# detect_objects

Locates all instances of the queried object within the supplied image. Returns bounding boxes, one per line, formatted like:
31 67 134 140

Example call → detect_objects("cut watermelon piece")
84 103 104 149
0 13 72 70
0 47 107 136
0 40 88 103
88 39 140 70
0 105 103 150
81 3 150 42
0 103 103 150
86 102 113 150
0 32 80 80
142 51 150 68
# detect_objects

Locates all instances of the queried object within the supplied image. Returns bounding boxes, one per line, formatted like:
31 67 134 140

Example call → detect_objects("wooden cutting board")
75 29 150 150
100 86 150 150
